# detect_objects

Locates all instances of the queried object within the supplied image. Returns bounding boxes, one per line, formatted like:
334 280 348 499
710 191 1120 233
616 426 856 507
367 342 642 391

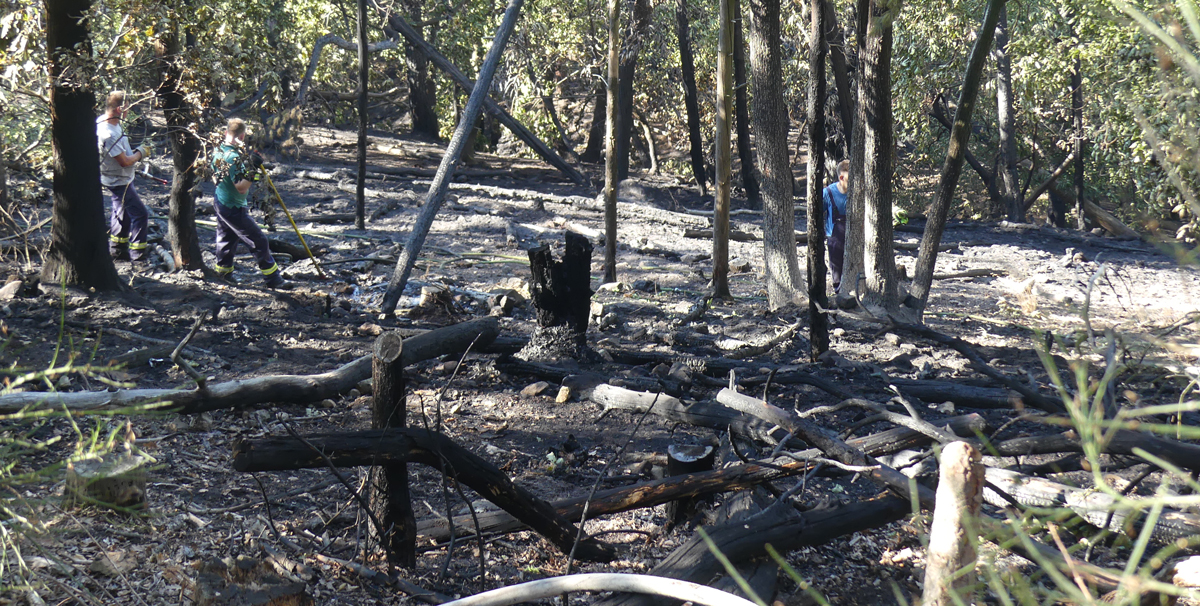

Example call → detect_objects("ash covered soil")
3 125 1200 605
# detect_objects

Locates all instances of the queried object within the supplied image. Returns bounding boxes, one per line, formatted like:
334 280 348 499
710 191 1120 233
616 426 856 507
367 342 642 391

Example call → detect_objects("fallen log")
417 413 989 544
985 466 1200 543
0 318 498 414
682 229 759 242
231 427 615 562
992 429 1200 475
439 573 758 606
891 378 1020 409
595 495 911 606
932 267 1008 280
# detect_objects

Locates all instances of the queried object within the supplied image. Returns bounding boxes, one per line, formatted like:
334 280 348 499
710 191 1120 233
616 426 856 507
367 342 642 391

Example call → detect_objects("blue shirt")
822 183 848 237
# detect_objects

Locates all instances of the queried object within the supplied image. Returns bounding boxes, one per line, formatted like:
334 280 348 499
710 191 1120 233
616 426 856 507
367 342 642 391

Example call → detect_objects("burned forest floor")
3 125 1200 605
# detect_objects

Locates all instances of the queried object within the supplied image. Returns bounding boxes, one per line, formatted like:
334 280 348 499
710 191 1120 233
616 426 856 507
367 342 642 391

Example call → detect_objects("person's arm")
113 148 144 168
822 187 834 237
234 178 253 195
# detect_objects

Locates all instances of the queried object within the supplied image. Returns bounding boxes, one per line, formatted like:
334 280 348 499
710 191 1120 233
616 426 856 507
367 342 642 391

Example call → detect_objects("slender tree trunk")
157 30 206 272
1072 55 1086 231
836 0 867 301
580 81 607 163
748 0 802 310
356 0 368 230
712 0 734 300
806 0 828 356
41 0 122 291
994 5 1021 222
906 0 1003 317
676 0 708 197
616 0 652 180
823 0 853 144
859 0 898 310
603 0 621 284
404 0 439 139
732 0 759 207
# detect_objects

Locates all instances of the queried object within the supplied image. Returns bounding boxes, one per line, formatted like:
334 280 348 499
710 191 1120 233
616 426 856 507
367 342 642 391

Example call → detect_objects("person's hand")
137 142 153 159
248 151 265 171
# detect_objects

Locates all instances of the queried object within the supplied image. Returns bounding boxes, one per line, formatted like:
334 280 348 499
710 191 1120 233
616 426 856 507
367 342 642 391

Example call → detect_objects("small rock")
631 279 657 293
89 551 135 576
189 413 213 432
330 307 349 318
597 282 626 292
599 313 620 330
730 258 752 273
346 388 361 400
356 379 373 394
319 399 336 409
437 360 458 374
681 253 711 264
832 328 846 338
651 363 671 377
521 381 552 397
0 280 22 301
883 332 900 346
555 385 572 403
357 322 383 336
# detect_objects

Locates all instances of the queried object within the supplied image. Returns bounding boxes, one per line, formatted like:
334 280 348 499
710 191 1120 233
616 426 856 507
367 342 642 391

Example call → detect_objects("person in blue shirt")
211 118 289 289
822 160 850 292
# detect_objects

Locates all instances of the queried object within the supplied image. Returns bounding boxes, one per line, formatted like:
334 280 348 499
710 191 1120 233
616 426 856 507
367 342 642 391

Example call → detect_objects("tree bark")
712 0 735 300
381 0 526 315
604 0 621 283
369 332 414 567
356 0 368 231
859 0 898 310
732 0 759 206
157 30 207 271
580 81 607 163
1073 54 1086 231
836 0 868 300
906 0 1003 317
616 0 652 180
41 0 123 291
994 5 1022 222
822 0 854 143
746 0 802 310
922 441 983 606
676 0 708 196
403 0 439 139
526 231 594 351
806 0 828 355
231 428 616 562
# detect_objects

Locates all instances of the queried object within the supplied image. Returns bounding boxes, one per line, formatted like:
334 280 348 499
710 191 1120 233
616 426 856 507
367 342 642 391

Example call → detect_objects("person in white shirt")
97 91 151 262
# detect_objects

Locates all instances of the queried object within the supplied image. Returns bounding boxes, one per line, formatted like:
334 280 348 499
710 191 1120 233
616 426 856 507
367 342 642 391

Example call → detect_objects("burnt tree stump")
521 231 594 361
368 331 415 567
664 444 715 528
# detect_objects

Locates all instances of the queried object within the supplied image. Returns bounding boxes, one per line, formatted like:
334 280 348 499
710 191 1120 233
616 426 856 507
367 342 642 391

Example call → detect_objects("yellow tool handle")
261 167 327 279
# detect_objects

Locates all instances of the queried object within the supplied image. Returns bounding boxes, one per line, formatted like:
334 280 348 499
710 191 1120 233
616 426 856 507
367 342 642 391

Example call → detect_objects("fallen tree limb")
933 267 1008 280
992 429 1200 476
440 573 758 606
416 414 989 544
232 427 615 562
891 379 1020 409
0 318 498 414
683 229 759 242
984 467 1200 543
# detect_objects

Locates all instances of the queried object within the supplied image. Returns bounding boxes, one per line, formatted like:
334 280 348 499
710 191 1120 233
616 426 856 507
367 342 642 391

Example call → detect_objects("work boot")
110 248 131 262
264 273 292 290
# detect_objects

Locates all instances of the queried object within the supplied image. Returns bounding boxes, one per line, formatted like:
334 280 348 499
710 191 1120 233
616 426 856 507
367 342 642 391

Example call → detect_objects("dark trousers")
827 217 846 291
107 183 148 260
214 199 279 278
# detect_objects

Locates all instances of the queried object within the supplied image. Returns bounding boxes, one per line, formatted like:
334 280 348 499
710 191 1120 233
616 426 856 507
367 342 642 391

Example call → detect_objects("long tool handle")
261 167 327 279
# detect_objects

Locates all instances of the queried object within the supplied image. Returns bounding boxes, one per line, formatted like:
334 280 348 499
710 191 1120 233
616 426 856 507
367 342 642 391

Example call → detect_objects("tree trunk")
404 0 439 139
732 0 759 207
604 0 621 283
712 0 735 300
525 231 594 353
381 0 526 315
616 0 652 180
676 0 708 196
836 0 868 301
1073 54 1086 231
822 0 854 144
369 332 414 567
922 441 983 606
994 5 1021 222
41 0 123 291
356 0 368 230
580 81 607 163
859 0 898 310
747 0 802 310
806 0 828 356
906 0 1003 317
157 30 207 272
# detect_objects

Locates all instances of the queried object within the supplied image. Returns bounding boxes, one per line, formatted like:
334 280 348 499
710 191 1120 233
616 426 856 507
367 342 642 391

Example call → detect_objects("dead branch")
440 573 758 606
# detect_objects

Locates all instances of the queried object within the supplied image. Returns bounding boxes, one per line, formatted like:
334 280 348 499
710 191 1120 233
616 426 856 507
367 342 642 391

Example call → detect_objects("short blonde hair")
106 91 125 111
226 118 246 138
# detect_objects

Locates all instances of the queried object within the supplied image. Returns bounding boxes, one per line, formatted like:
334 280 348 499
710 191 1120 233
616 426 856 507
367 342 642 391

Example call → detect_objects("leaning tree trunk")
157 29 207 272
1072 53 1086 231
676 0 708 196
712 0 735 300
732 0 760 207
603 0 621 283
580 80 607 163
906 0 1003 317
356 0 368 230
836 0 868 302
859 0 898 311
41 0 123 291
822 0 854 144
806 0 828 356
994 4 1022 223
615 0 652 180
403 0 439 139
748 0 802 310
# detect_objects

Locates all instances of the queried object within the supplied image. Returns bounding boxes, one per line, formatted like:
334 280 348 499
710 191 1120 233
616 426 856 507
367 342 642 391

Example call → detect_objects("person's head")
836 159 850 190
105 91 126 119
225 118 247 143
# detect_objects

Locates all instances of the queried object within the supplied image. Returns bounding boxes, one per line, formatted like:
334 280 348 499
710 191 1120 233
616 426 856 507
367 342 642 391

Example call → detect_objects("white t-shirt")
97 120 135 187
